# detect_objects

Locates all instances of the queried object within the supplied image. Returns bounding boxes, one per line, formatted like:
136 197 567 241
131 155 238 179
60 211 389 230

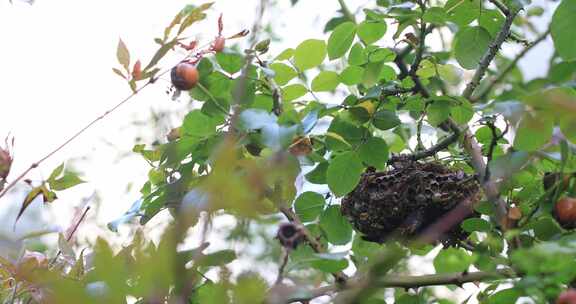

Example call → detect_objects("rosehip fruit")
171 62 199 91
555 197 576 229
212 36 225 52
557 289 576 304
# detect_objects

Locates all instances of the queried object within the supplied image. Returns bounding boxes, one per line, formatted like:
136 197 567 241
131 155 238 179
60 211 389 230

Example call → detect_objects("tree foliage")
2 0 576 303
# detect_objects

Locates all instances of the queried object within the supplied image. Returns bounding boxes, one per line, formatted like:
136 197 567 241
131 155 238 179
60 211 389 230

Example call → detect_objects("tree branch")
337 0 356 23
471 28 550 102
489 0 510 16
279 206 348 284
408 0 428 77
259 60 283 116
284 269 517 303
462 10 519 99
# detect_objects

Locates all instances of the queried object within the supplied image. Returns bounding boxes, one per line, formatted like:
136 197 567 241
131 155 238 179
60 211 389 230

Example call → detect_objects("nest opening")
341 159 480 246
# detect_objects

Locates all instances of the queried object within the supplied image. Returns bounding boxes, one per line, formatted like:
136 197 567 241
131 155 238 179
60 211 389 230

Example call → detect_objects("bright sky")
0 0 345 234
0 0 557 301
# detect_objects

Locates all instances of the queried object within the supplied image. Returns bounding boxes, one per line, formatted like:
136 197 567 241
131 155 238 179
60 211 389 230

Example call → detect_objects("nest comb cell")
341 158 480 246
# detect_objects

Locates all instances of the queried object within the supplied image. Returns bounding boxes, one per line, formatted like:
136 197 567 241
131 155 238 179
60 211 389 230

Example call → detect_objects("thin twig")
289 268 517 303
0 82 152 200
489 0 510 16
259 60 283 116
279 206 348 284
337 0 356 23
275 249 290 285
408 0 427 77
49 206 90 267
471 28 550 102
462 10 519 99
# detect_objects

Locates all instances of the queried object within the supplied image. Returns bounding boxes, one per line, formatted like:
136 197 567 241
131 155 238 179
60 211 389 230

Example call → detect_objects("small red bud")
0 147 12 179
212 36 226 53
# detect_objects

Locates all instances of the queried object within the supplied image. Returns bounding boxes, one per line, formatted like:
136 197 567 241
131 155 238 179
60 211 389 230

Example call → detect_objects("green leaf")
294 39 326 70
427 99 451 126
182 110 219 138
358 137 389 170
216 51 244 74
275 48 295 61
16 186 45 225
513 112 554 151
461 218 492 233
197 283 229 304
50 172 85 191
433 248 474 273
357 20 387 44
348 43 367 66
306 162 328 184
233 273 267 304
453 26 491 69
270 63 297 86
319 205 353 245
116 38 130 70
48 163 65 183
311 71 340 92
294 191 326 222
366 47 395 62
478 9 504 37
444 0 479 26
527 217 563 240
340 66 364 85
327 22 357 60
560 116 576 143
487 288 521 304
373 110 401 130
450 99 474 124
310 252 349 273
327 151 363 197
551 0 576 61
282 84 308 101
144 39 178 71
423 7 447 24
196 250 237 267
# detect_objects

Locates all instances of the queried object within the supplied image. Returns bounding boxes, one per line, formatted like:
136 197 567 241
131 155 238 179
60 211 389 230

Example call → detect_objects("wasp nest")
341 158 480 246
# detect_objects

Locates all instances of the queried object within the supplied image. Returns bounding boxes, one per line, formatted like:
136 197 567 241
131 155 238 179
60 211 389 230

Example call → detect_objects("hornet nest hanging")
341 156 481 246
